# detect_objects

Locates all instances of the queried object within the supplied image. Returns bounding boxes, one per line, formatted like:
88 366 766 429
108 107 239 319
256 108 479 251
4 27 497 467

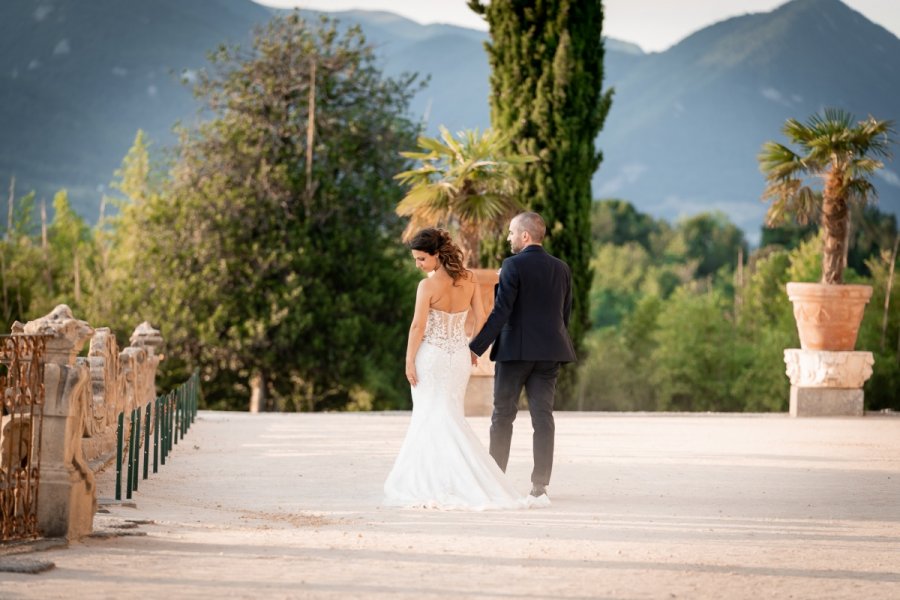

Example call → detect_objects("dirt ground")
1 411 899 599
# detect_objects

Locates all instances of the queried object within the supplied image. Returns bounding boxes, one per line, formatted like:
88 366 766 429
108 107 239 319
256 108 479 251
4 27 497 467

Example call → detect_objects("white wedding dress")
384 308 539 510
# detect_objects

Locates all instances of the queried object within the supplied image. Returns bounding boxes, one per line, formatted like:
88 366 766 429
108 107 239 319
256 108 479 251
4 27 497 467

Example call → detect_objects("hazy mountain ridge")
0 0 272 216
597 0 900 240
1 0 897 240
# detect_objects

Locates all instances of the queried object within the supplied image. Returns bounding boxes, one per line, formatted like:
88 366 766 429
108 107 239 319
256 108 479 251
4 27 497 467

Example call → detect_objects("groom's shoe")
530 484 548 498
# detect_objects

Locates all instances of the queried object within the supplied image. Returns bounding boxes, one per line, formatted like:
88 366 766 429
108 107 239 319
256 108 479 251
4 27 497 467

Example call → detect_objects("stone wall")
8 305 163 539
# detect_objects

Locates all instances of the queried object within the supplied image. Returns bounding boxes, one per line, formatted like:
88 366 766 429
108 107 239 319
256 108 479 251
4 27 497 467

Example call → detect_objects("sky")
255 0 900 52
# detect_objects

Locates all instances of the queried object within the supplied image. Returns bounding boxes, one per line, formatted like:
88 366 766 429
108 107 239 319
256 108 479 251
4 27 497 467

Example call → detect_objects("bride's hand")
470 351 478 367
405 361 418 387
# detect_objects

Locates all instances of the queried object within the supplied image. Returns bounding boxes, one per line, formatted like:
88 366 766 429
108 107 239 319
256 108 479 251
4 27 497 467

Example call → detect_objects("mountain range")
1 0 898 242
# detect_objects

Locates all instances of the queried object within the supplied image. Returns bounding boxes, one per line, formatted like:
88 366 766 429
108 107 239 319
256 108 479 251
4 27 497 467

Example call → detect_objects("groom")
469 211 576 499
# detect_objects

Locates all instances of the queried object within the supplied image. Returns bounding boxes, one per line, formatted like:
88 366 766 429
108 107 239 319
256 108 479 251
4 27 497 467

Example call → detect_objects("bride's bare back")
427 271 478 314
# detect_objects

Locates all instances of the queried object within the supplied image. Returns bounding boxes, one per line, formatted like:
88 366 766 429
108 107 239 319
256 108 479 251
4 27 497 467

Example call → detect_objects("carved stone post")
783 349 874 417
18 305 96 539
81 328 122 469
129 321 164 358
126 321 163 417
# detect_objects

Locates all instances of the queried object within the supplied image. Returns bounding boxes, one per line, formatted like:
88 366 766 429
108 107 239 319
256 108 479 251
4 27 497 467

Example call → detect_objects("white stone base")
783 349 873 418
790 386 864 417
783 349 873 388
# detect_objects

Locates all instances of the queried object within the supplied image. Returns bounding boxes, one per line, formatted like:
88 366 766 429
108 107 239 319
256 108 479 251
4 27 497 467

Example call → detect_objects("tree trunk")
6 176 13 240
41 199 53 295
73 251 81 304
249 370 267 413
821 170 848 284
459 221 481 269
305 59 316 207
0 250 8 319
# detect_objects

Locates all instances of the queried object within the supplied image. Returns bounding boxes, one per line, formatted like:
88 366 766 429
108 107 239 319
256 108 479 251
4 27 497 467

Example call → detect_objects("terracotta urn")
785 282 873 351
463 268 500 416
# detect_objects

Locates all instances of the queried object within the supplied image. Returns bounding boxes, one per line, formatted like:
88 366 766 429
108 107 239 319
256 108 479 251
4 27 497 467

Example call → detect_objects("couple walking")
383 212 576 510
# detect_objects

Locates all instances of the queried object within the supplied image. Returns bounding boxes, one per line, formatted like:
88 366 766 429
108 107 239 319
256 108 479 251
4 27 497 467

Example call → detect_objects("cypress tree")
469 1 613 370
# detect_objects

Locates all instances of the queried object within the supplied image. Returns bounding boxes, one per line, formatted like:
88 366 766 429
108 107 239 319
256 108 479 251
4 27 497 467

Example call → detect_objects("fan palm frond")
845 178 877 205
759 142 806 181
394 127 538 266
848 157 884 178
417 135 454 156
759 108 895 283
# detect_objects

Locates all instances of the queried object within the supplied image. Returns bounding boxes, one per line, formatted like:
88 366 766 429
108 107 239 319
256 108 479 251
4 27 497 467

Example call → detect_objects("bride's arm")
405 280 431 387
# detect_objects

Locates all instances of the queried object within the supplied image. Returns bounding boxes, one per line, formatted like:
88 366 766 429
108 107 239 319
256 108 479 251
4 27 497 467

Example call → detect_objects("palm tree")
759 108 895 284
394 126 536 268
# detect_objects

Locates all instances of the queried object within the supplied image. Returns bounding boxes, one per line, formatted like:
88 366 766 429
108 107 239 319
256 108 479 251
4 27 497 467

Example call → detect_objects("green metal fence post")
115 411 124 501
177 385 181 437
153 395 160 473
167 390 174 453
160 394 167 466
162 392 168 454
143 400 151 480
181 384 187 437
182 382 186 433
174 388 180 445
191 371 198 422
126 409 136 499
133 406 141 492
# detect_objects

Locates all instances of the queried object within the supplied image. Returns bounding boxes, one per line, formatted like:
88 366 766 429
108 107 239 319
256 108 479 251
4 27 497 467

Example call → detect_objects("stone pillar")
81 328 120 468
127 321 163 411
18 305 97 539
783 349 874 417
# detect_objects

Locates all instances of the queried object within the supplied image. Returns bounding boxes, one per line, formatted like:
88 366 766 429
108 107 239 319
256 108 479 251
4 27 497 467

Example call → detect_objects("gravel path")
1 411 899 599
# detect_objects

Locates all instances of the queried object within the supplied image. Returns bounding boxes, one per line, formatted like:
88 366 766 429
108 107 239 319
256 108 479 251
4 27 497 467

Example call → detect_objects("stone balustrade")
7 305 163 540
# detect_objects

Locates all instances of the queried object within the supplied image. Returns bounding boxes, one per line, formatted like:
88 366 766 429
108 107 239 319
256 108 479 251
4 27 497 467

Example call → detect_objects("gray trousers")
489 360 560 487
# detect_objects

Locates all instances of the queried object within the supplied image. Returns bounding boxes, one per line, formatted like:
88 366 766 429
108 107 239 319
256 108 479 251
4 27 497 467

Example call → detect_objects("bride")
383 228 542 510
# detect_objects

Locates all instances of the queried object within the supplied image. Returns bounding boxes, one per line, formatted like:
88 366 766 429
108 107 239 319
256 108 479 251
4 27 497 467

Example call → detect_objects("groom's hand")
470 351 479 367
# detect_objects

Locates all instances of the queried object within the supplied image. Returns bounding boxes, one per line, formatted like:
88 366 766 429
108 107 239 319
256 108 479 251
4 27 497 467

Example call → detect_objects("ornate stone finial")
129 321 163 357
22 304 94 366
88 328 116 357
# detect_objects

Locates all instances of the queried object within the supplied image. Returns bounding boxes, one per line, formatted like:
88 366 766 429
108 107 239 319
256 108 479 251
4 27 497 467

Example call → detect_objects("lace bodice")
423 308 469 354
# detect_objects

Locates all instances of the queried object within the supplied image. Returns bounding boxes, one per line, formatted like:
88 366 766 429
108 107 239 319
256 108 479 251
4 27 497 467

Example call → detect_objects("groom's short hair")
516 212 546 242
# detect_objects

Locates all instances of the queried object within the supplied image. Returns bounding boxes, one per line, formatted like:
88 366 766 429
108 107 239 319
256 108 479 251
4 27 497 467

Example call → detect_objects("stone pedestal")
19 305 97 539
465 358 495 417
39 363 97 539
784 349 874 417
464 269 500 417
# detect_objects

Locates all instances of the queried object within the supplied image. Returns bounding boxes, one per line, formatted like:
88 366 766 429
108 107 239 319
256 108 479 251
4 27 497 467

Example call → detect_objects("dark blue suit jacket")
469 245 577 363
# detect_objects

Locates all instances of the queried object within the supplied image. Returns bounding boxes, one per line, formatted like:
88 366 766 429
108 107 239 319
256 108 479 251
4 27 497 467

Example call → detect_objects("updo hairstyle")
408 228 468 282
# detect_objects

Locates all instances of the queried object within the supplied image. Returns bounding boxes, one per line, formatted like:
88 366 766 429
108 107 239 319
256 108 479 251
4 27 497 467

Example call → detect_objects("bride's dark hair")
408 228 469 283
